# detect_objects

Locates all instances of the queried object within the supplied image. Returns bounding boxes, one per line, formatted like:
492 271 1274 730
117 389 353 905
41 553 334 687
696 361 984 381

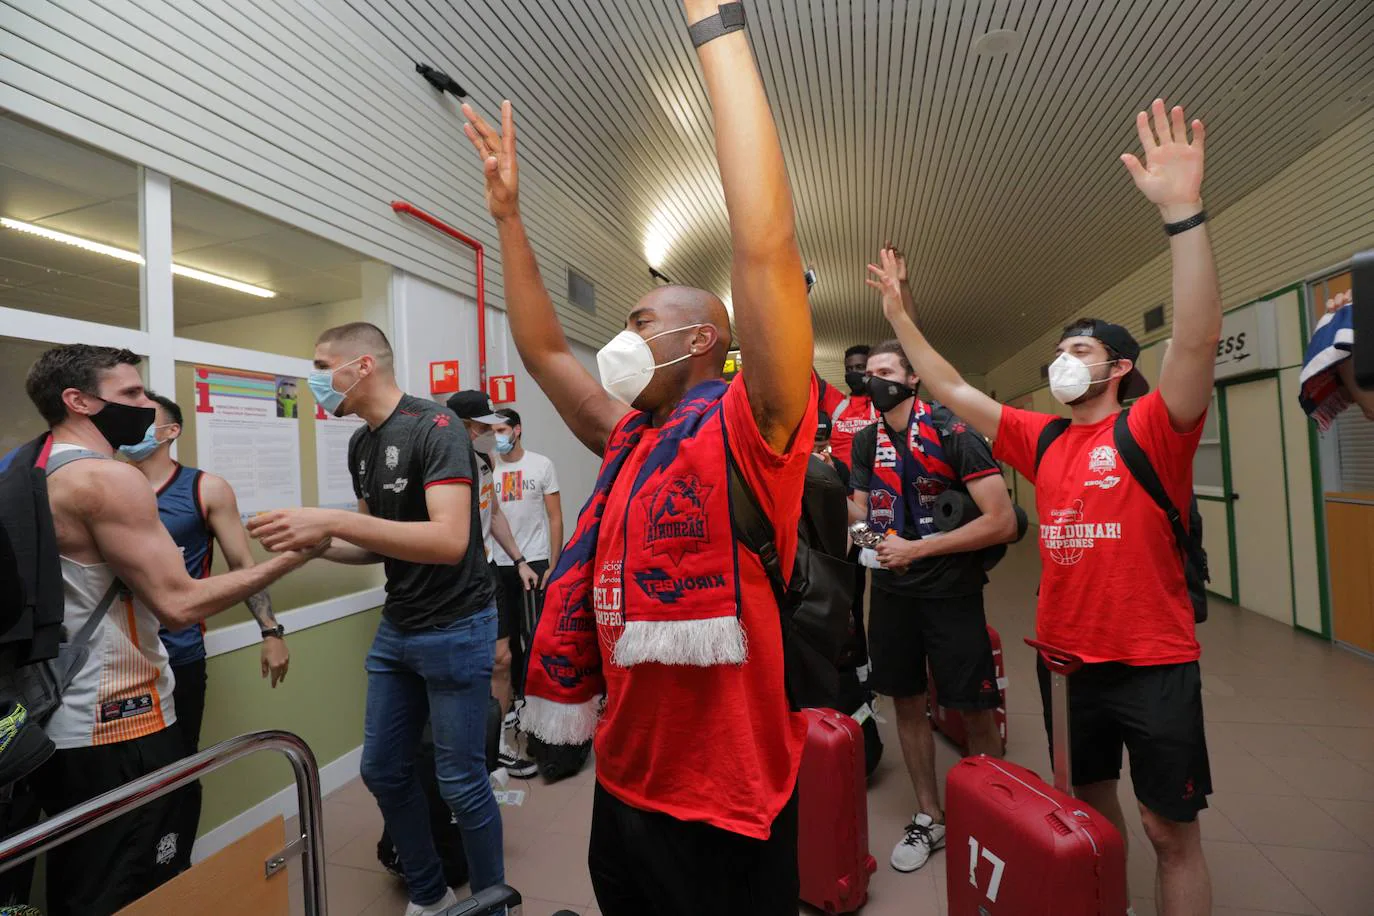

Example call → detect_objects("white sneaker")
404 888 457 916
891 813 946 873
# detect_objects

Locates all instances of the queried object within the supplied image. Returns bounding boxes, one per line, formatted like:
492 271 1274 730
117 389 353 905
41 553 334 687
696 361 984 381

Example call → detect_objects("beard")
1068 364 1118 407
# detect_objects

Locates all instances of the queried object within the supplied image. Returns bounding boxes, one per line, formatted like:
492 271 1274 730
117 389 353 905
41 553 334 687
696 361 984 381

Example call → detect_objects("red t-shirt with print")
829 394 876 468
593 375 815 840
993 391 1204 666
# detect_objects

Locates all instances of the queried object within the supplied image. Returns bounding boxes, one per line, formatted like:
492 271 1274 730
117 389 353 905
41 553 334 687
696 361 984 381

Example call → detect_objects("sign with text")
430 360 460 395
193 366 302 516
1164 297 1280 383
489 374 517 404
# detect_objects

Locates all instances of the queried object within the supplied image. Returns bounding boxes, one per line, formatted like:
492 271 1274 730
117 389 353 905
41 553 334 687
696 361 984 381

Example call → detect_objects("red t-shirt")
829 394 876 468
594 375 815 839
993 391 1204 666
818 377 845 418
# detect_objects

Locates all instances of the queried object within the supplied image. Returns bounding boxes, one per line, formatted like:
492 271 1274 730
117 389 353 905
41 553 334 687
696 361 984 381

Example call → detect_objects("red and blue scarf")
521 380 745 745
864 399 954 539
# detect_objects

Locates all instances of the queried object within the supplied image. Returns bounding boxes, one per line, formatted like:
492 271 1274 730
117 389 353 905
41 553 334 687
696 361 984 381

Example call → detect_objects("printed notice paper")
316 410 365 510
193 366 302 516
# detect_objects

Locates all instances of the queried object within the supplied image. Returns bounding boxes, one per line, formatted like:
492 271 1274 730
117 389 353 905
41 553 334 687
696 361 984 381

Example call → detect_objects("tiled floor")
288 542 1374 915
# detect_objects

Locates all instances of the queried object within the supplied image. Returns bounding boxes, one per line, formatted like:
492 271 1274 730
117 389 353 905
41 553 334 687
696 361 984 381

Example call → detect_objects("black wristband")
261 625 286 639
688 3 747 48
515 557 529 567
1164 210 1207 236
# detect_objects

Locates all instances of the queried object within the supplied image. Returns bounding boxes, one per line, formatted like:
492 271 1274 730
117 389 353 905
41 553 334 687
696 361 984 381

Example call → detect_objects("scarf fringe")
519 694 603 746
613 617 748 668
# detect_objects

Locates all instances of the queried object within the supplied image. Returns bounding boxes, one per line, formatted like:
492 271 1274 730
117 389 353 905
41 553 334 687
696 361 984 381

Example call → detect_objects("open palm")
462 101 520 221
1121 98 1205 211
865 246 906 321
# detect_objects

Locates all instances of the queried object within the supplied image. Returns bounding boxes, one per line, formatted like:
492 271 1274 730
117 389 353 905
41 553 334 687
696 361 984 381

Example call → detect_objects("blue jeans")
361 607 504 904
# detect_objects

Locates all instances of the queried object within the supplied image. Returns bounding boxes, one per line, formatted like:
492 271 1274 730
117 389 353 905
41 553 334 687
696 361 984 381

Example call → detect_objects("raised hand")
462 101 519 221
1121 98 1205 220
1327 290 1353 315
884 240 908 283
865 246 907 323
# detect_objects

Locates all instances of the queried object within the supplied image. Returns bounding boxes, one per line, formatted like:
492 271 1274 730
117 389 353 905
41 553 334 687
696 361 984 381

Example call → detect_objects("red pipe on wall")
390 200 488 391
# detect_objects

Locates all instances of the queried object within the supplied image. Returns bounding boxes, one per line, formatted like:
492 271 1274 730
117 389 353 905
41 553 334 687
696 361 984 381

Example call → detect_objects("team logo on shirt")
915 477 946 507
382 477 409 494
1085 445 1122 489
432 414 451 428
1041 500 1122 566
868 490 896 529
155 832 178 866
643 476 712 563
385 445 400 470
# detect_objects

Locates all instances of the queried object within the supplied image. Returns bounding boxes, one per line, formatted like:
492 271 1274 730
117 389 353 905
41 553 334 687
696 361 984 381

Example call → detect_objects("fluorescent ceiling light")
1 217 277 298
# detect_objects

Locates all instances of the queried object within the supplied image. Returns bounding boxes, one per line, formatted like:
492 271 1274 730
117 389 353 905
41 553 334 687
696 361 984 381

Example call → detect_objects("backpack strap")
1111 410 1207 572
832 397 850 421
726 452 789 604
44 448 108 475
1034 418 1072 473
56 579 124 679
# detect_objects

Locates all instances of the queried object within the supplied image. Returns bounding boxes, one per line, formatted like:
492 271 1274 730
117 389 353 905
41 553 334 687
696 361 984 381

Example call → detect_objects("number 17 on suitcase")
944 640 1128 915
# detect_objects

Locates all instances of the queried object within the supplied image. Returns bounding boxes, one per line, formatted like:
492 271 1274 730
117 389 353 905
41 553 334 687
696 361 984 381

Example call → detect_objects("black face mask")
844 370 868 396
867 375 916 414
88 398 157 450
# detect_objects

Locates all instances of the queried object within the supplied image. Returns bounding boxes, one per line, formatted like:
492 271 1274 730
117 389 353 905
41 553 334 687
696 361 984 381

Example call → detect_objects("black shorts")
31 726 184 914
867 587 1000 709
1037 658 1212 823
589 781 799 916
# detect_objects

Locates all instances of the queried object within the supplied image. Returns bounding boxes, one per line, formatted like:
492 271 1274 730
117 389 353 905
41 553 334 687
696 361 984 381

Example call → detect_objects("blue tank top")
157 465 212 666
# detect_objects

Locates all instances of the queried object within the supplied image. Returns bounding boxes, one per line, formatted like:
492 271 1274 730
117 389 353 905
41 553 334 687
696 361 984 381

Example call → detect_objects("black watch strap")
689 2 747 48
261 625 286 639
1164 209 1207 236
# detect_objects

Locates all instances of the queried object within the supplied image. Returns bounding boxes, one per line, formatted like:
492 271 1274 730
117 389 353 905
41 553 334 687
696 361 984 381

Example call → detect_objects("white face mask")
597 324 706 406
471 430 497 454
1048 353 1116 405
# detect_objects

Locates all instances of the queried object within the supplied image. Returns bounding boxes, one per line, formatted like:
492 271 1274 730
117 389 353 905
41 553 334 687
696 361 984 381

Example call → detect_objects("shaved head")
634 285 733 364
316 322 393 370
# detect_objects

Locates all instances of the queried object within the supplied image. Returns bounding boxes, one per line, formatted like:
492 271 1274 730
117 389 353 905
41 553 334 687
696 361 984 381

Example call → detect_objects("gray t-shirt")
348 394 495 629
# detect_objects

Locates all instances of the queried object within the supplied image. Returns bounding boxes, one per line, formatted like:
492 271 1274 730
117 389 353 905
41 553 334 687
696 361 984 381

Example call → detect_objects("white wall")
987 111 1374 400
393 271 602 526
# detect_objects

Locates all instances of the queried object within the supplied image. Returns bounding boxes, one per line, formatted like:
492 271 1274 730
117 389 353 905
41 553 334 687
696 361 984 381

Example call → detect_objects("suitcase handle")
1023 639 1084 675
444 883 523 914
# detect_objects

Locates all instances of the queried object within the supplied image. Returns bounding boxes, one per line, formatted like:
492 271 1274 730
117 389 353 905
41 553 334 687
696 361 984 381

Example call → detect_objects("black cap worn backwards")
1060 319 1150 400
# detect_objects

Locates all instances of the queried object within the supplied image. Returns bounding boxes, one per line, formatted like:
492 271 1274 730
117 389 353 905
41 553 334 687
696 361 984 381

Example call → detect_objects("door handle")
1229 492 1240 502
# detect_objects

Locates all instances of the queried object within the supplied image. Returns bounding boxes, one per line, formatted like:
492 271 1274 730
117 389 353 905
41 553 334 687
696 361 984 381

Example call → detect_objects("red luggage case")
929 625 1008 754
945 641 1127 915
797 708 876 914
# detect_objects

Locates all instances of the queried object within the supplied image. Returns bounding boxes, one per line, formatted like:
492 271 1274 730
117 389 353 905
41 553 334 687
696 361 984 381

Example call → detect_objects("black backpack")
1034 409 1210 623
0 434 68 665
729 453 855 710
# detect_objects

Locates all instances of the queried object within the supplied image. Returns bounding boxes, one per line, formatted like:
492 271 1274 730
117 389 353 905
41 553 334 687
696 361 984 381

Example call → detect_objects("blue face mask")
494 433 515 455
119 424 175 462
308 356 363 416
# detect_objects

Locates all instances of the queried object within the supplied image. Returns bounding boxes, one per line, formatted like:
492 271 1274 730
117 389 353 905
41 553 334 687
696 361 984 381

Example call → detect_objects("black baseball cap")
815 410 833 440
445 390 504 424
1060 319 1150 400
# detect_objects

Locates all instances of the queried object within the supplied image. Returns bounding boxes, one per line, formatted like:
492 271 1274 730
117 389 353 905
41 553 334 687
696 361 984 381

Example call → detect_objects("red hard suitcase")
945 641 1128 915
797 708 876 914
929 625 1008 754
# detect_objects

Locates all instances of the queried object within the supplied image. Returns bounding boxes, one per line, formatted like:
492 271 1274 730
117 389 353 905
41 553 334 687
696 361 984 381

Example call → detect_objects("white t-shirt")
491 450 560 565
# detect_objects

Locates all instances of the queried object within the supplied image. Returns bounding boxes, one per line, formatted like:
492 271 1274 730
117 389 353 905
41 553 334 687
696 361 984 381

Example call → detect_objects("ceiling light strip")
1 217 276 298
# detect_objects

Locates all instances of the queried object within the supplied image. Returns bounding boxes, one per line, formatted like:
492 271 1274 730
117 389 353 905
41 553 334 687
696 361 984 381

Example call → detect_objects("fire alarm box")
489 375 517 404
430 360 459 395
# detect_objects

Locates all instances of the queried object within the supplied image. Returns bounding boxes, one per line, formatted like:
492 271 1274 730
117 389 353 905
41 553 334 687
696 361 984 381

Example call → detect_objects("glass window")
171 183 381 359
0 114 141 328
1194 391 1224 492
172 360 384 622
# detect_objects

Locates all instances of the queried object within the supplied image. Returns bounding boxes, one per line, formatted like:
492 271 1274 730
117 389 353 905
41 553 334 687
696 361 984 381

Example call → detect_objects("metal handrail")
0 729 327 915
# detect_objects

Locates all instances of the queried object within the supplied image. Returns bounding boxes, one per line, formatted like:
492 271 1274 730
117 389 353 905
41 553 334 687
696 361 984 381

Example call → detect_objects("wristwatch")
514 557 531 568
261 625 286 639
